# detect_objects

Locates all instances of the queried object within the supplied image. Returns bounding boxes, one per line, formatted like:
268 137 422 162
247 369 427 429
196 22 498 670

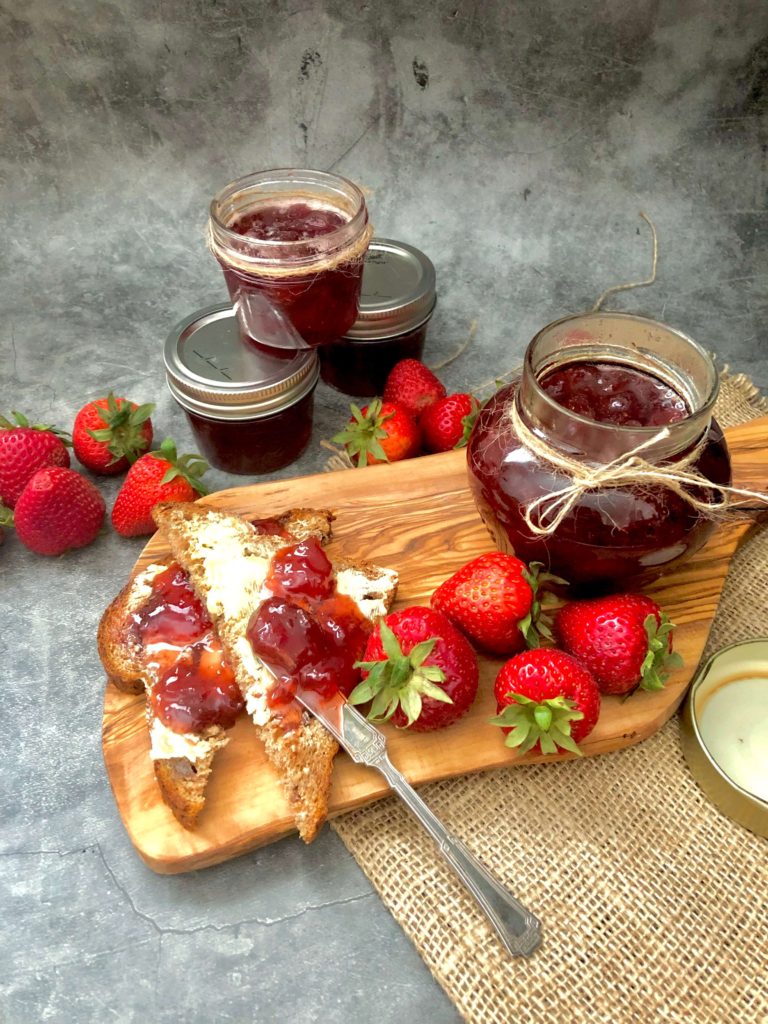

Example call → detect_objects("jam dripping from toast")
247 536 371 729
134 563 243 733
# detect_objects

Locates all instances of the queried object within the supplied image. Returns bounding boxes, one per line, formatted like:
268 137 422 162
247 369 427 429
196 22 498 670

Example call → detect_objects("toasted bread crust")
150 502 397 842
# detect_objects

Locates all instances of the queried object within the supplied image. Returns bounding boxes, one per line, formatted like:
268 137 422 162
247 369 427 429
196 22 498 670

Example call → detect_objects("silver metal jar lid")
164 303 319 421
343 238 436 341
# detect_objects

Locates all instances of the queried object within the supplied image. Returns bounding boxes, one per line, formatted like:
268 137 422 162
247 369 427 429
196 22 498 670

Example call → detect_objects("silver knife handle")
377 756 542 957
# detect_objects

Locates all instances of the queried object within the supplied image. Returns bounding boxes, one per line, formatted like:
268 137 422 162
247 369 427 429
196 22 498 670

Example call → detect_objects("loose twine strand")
508 399 768 536
591 211 658 313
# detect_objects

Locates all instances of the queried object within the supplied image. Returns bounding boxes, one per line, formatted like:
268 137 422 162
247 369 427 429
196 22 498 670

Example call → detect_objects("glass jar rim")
524 310 720 437
209 167 368 250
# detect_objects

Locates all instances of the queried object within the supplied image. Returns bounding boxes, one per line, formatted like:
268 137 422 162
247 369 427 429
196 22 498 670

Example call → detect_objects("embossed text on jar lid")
343 238 436 341
164 303 319 421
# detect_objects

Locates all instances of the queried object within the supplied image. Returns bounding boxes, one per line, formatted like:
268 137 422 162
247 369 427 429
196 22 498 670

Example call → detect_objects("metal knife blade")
293 686 542 957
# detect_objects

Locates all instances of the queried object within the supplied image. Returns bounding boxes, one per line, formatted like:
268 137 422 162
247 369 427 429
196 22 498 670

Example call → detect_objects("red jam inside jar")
165 303 319 476
134 563 245 733
246 537 372 728
467 314 732 590
318 238 437 397
209 170 372 350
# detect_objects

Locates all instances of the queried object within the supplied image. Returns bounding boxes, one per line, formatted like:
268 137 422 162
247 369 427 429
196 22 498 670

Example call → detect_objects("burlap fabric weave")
331 372 768 1024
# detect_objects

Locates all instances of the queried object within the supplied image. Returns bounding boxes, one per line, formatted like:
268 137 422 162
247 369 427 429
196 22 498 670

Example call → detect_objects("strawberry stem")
151 438 209 496
639 613 682 691
490 692 584 756
332 398 393 467
518 562 568 648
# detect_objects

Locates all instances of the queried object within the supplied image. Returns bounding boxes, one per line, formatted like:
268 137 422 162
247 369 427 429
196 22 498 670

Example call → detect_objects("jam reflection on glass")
221 202 365 349
246 537 371 729
134 563 244 733
183 388 315 476
319 320 430 397
467 362 732 590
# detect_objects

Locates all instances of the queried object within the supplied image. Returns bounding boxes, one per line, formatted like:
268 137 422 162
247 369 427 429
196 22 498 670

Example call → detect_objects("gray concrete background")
1 1 766 1021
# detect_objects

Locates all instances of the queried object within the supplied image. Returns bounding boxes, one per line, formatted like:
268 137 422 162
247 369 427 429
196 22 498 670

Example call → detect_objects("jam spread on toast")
247 537 371 726
134 563 243 734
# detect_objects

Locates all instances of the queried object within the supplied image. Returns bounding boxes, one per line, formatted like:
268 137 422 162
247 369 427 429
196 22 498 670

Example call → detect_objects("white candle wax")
698 677 768 803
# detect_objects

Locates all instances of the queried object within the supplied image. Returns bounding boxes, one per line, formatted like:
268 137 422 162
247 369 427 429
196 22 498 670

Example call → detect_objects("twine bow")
508 399 768 536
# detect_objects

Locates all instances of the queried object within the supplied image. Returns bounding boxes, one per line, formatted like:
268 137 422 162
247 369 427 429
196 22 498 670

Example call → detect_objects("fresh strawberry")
13 467 105 556
111 438 208 537
73 393 154 474
554 593 682 695
333 399 420 467
421 393 480 453
350 606 479 731
0 411 71 508
431 554 562 655
491 648 601 755
382 359 446 421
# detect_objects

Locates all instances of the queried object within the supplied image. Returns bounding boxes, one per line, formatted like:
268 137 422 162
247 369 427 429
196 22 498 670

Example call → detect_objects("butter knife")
294 687 542 957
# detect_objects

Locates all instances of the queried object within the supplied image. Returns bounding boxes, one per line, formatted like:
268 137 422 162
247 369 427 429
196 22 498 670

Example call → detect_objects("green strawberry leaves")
87 392 155 465
518 561 568 649
152 438 209 496
0 411 72 445
490 692 584 756
454 396 481 450
639 612 683 691
350 621 451 726
333 399 394 467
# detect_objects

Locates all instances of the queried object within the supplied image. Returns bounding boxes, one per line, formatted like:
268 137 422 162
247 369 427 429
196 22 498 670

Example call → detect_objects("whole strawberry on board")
12 466 105 556
333 399 420 467
491 648 601 755
0 411 71 508
432 553 563 655
554 593 682 695
382 359 446 422
350 606 479 731
111 438 208 537
73 393 154 475
421 393 480 453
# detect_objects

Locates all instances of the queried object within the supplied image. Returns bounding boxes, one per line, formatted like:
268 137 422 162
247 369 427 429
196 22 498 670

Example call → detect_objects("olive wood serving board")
102 415 768 873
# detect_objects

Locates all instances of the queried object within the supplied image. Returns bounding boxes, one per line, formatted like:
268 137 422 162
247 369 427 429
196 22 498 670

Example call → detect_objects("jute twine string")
206 219 374 279
507 398 768 535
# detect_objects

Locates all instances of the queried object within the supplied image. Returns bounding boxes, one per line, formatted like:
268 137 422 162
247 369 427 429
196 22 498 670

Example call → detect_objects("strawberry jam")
246 537 372 720
150 635 243 732
209 170 371 350
540 362 689 427
467 315 732 591
134 563 244 733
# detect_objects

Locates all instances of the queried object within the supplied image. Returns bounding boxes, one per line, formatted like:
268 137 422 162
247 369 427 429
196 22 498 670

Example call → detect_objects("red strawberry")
333 399 420 467
73 393 154 474
432 554 562 655
382 359 446 421
111 438 208 537
350 606 479 731
491 648 601 755
0 411 71 508
554 593 681 695
421 393 480 453
13 467 105 556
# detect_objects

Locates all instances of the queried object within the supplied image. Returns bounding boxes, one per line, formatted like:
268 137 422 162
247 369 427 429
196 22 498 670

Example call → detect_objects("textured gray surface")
1 1 766 1021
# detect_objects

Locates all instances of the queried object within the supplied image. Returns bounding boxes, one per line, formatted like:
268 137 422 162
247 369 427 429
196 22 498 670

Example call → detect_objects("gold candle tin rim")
680 638 768 839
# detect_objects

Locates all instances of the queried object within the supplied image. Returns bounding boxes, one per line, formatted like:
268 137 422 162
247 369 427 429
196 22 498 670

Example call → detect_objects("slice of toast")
98 508 335 829
151 501 399 842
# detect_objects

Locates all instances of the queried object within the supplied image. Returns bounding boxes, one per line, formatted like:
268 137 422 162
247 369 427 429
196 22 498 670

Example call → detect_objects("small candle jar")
318 238 437 396
164 303 319 475
208 168 372 350
467 312 732 589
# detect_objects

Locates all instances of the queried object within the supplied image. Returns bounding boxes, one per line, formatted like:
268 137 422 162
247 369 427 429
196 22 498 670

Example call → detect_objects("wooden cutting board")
102 415 768 873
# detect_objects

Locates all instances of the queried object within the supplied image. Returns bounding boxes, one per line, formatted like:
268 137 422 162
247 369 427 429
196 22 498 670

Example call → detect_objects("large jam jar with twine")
467 312 733 590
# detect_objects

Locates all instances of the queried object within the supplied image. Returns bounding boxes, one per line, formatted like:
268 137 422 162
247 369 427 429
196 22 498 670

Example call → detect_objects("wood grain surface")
102 415 768 873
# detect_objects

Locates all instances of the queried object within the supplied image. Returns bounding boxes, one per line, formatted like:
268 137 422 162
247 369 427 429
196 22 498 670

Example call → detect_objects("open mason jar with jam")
467 312 732 590
208 169 372 350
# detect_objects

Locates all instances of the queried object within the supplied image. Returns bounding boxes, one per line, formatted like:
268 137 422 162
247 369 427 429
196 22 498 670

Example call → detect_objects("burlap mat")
331 372 768 1024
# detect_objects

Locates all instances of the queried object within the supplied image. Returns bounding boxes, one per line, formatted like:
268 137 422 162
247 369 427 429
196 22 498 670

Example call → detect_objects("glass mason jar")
208 168 372 350
467 312 732 590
